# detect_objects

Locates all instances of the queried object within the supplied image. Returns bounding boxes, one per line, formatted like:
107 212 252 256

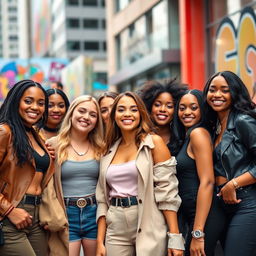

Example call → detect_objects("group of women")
0 70 255 256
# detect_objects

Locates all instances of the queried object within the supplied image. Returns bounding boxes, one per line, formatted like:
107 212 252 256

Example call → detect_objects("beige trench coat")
96 134 181 256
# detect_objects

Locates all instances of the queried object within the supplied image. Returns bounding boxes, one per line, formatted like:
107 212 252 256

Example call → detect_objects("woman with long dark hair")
38 88 70 141
203 70 256 256
0 80 68 255
171 89 225 256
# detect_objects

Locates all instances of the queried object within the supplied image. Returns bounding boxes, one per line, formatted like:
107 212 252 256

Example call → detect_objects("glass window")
115 0 130 12
67 41 80 50
66 0 79 6
102 19 106 29
103 41 107 51
8 7 17 12
9 35 18 40
84 41 99 50
83 0 97 6
151 0 168 50
67 18 80 28
83 19 98 29
8 16 17 22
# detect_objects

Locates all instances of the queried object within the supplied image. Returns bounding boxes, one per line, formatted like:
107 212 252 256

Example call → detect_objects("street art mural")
215 7 256 99
0 58 68 101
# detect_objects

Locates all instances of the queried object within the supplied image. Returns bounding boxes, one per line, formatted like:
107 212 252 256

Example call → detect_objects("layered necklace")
70 142 90 156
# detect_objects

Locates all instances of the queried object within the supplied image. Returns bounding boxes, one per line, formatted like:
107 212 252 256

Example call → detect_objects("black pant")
179 190 226 256
217 185 256 256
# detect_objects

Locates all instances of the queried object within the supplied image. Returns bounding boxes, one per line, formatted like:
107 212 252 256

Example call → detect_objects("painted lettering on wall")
215 7 256 97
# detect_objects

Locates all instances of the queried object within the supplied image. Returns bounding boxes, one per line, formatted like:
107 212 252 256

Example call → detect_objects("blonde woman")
46 95 104 256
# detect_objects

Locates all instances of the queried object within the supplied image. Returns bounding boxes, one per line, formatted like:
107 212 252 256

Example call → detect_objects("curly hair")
57 95 104 164
137 78 188 114
0 79 48 166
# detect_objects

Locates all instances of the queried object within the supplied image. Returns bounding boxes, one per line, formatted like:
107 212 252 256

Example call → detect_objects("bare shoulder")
190 127 212 148
151 134 171 163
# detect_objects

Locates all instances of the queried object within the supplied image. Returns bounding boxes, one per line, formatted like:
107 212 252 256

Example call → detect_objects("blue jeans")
66 204 97 242
217 185 256 256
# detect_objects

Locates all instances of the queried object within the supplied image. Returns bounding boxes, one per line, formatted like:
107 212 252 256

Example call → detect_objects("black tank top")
32 149 50 173
176 136 200 195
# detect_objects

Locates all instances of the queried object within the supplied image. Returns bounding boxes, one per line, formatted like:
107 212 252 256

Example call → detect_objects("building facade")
107 0 256 96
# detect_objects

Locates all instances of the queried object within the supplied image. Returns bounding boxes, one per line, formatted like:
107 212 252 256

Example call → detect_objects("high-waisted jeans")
217 184 256 256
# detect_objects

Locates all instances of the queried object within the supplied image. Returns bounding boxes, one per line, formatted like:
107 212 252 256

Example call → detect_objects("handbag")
0 221 4 245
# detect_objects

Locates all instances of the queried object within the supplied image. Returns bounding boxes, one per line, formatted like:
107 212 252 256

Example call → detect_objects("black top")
32 148 50 173
213 141 225 177
176 136 200 195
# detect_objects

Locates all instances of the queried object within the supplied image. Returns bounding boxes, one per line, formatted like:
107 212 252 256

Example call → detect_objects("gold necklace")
70 143 90 156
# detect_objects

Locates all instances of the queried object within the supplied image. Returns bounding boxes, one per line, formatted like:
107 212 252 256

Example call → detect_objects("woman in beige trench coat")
96 92 184 256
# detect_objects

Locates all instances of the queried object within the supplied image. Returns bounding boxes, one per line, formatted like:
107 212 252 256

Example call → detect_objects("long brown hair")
104 91 154 154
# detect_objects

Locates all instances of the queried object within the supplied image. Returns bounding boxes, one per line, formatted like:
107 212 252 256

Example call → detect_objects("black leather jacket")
214 111 256 180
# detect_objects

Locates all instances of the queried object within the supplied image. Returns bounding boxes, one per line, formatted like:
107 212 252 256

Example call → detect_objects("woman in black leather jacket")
203 70 256 256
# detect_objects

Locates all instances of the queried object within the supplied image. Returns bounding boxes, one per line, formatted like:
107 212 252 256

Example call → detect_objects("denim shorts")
66 204 97 241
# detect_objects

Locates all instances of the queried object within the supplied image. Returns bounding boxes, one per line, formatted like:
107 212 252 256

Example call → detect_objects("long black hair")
203 71 256 131
170 89 207 156
0 80 48 166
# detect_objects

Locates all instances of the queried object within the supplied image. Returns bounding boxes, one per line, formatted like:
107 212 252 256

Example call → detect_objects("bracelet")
231 178 240 190
167 232 185 250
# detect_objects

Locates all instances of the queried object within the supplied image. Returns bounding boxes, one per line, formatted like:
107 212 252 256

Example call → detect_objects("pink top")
106 160 138 198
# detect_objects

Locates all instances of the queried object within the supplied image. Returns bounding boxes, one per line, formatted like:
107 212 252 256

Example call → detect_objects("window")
67 18 80 28
67 41 80 50
102 19 106 29
103 41 107 51
66 0 79 6
84 41 99 50
83 19 98 29
9 16 17 22
9 35 18 40
8 7 17 12
83 0 97 6
10 54 18 58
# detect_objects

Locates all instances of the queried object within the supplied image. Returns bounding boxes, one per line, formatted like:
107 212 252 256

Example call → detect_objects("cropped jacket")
0 124 54 220
214 111 256 180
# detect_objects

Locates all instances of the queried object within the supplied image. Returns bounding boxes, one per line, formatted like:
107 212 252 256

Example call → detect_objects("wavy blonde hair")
57 95 104 164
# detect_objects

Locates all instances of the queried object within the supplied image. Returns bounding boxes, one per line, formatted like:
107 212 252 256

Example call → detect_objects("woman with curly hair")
46 95 104 256
203 71 256 256
96 91 184 256
138 79 187 153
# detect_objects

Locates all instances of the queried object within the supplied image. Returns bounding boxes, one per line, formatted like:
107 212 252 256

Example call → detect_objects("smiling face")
100 96 115 124
115 96 140 132
47 93 67 128
151 92 174 126
206 75 232 114
19 86 46 127
178 94 201 129
71 100 98 135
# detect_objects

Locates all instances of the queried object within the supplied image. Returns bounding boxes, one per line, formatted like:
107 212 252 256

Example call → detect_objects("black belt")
22 194 42 205
64 195 96 208
110 196 138 207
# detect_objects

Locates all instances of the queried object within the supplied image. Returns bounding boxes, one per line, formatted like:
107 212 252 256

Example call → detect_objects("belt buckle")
77 198 87 208
120 198 129 208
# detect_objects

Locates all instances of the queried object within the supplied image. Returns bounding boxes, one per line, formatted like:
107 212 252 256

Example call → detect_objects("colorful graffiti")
215 7 256 97
0 58 68 101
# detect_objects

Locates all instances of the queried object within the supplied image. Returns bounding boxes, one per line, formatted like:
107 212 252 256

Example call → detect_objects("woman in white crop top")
96 91 184 256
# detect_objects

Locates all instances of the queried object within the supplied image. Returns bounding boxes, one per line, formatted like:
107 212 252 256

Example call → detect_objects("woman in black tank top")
170 90 225 256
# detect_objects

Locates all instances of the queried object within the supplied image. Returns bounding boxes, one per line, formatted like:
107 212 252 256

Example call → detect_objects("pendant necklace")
70 143 90 156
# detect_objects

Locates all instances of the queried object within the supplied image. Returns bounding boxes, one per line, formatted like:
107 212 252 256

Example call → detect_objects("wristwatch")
191 230 205 239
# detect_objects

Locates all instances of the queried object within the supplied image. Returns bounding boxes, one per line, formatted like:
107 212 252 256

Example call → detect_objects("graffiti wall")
0 58 68 101
215 7 256 96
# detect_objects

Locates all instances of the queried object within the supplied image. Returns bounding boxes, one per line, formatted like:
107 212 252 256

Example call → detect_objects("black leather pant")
217 185 256 256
